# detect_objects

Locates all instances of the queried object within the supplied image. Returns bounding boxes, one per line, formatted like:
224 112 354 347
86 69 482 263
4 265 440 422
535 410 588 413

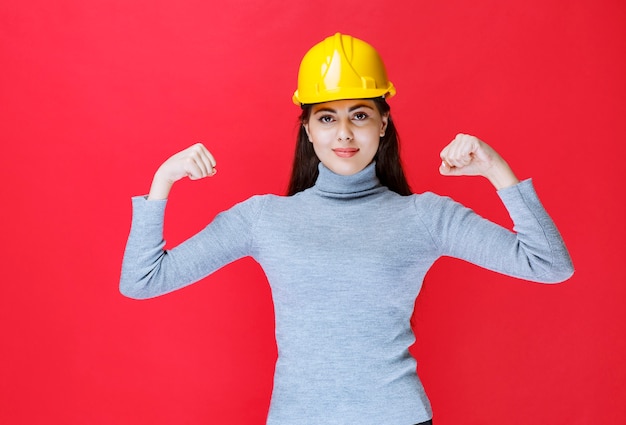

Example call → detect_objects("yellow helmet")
293 33 396 105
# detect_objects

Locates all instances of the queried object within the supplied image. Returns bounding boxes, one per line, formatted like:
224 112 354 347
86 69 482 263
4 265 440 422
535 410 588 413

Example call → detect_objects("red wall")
1 1 624 424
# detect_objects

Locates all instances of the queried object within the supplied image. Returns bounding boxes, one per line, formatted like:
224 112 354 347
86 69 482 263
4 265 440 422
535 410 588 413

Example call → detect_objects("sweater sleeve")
416 179 574 283
119 195 266 299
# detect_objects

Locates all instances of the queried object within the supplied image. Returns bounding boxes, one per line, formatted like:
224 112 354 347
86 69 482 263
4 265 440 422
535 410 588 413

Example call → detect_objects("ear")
303 122 312 142
380 113 389 137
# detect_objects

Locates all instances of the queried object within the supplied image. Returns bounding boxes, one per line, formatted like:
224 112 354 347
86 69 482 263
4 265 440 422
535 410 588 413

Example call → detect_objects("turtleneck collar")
312 161 385 199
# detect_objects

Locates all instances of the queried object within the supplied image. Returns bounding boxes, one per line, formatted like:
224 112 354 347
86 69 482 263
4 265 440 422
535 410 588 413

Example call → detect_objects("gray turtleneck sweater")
120 162 573 424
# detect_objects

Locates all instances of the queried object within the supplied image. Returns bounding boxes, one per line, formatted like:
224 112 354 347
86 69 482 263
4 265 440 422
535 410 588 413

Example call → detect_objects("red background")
1 0 624 424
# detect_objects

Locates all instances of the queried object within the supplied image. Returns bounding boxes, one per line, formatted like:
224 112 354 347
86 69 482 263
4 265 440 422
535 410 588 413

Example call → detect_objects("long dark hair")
287 98 412 196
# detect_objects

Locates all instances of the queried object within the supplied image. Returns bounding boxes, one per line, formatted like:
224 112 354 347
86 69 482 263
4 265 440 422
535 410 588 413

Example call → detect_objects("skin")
439 132 519 189
147 100 519 200
303 99 388 176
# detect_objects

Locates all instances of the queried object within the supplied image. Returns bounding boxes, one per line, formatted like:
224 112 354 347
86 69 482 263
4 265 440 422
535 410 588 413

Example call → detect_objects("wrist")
148 169 174 200
484 158 519 190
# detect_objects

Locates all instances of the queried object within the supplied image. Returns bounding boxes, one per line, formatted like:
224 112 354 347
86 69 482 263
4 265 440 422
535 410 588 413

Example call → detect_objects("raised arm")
120 143 253 300
428 133 574 283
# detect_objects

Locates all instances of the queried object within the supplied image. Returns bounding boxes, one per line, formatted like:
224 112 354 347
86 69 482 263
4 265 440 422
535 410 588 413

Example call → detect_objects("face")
304 99 389 176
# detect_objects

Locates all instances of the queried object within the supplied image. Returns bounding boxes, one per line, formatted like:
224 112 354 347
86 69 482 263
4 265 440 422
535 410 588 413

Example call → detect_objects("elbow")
549 251 575 283
119 284 150 300
119 267 176 300
119 280 151 300
119 270 156 300
518 249 574 284
542 267 574 284
536 257 575 284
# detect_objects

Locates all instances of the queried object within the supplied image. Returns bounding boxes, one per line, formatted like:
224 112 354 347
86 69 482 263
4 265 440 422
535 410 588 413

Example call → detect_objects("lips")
332 148 359 158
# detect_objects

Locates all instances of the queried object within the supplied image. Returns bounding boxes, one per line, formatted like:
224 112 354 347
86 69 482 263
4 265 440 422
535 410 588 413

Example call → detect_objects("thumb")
439 160 458 176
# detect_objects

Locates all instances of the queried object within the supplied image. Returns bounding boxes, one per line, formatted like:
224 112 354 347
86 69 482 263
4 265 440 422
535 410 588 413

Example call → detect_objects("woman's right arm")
119 143 257 299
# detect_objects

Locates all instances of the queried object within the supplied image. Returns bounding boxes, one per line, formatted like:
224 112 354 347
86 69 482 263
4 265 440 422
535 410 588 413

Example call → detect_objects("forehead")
310 99 377 114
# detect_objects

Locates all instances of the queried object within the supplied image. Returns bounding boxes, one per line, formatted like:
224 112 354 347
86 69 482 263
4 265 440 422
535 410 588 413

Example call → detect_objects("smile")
332 148 359 158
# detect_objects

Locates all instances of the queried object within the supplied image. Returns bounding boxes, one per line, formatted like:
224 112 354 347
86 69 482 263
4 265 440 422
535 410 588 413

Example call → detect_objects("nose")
337 118 354 142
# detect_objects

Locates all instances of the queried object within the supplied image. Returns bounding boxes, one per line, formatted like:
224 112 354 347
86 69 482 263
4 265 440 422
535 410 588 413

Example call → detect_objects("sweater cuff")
496 178 548 225
131 195 167 226
496 178 536 202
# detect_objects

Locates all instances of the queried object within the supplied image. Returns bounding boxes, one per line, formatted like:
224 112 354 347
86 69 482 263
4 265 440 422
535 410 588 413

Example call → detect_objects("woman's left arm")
432 133 574 283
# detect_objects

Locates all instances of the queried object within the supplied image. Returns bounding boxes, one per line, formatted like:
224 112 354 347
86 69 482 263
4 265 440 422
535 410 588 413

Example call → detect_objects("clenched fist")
148 143 217 200
439 133 519 190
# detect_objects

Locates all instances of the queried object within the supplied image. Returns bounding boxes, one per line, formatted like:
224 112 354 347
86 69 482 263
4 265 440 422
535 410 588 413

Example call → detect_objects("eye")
318 115 334 123
353 112 369 121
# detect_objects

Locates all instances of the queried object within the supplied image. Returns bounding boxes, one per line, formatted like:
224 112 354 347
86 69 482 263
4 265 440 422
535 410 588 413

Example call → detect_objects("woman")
121 33 573 425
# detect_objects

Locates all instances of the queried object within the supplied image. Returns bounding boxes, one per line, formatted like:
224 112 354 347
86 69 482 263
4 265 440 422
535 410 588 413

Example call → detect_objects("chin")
327 162 368 176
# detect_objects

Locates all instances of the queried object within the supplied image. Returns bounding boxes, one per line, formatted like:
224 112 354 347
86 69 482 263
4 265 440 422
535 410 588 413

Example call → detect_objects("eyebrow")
312 103 375 114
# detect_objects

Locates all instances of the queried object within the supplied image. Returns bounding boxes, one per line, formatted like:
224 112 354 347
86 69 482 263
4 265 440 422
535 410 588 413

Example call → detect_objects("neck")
312 162 385 199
